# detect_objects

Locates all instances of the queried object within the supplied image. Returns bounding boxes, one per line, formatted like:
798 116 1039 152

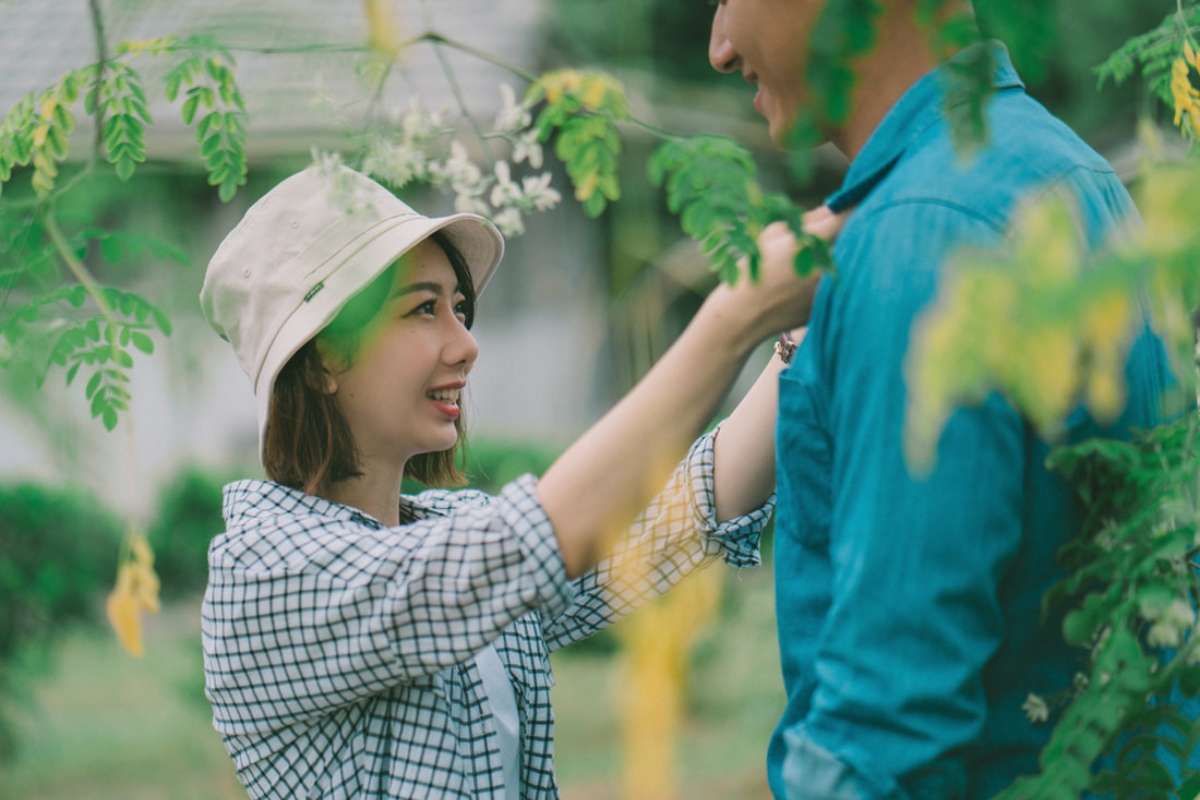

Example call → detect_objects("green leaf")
151 306 172 336
131 331 153 354
112 348 134 368
1178 772 1200 799
65 361 81 387
102 406 118 431
181 95 199 125
100 234 122 263
199 133 223 159
582 191 606 218
84 370 102 400
112 153 141 182
66 284 87 308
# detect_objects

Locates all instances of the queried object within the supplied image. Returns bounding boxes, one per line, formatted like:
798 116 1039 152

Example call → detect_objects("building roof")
1 0 546 160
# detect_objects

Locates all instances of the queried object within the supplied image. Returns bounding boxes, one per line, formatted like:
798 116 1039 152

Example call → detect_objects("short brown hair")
263 231 476 495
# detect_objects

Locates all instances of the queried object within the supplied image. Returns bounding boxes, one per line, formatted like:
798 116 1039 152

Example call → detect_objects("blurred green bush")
147 467 235 600
0 482 122 759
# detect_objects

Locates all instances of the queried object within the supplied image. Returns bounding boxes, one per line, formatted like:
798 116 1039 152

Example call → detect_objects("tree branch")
41 208 116 322
89 0 108 166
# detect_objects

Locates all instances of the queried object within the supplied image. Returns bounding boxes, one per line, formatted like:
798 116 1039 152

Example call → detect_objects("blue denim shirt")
768 43 1178 800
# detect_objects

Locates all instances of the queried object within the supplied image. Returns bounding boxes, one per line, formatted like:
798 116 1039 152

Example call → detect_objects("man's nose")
708 7 738 74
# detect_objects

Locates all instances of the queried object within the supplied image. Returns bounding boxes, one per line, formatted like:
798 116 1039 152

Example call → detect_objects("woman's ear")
311 339 341 395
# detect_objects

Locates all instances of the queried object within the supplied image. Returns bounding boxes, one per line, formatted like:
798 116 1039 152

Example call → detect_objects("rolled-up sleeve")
541 430 773 652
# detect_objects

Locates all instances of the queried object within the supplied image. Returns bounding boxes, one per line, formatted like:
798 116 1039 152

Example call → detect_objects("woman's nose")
445 321 479 371
709 7 738 74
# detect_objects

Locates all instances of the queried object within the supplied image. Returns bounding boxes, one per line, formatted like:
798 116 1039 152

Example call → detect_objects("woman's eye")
410 300 437 316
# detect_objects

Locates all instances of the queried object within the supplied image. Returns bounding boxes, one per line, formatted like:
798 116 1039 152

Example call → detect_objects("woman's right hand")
703 206 847 350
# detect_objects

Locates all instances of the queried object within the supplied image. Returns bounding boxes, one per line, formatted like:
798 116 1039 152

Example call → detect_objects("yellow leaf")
561 70 583 93
106 565 145 657
1138 166 1196 257
363 0 402 58
130 534 154 568
1014 196 1080 288
581 77 607 111
574 172 598 202
1081 290 1133 355
1015 326 1079 430
1085 360 1125 423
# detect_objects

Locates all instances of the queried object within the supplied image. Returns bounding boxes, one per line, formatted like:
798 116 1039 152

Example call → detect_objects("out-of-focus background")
0 0 1175 797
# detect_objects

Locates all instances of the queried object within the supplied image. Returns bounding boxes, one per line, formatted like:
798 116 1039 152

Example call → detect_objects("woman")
199 162 837 799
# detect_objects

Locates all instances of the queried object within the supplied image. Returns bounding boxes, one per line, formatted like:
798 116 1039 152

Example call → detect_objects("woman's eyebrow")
389 281 444 300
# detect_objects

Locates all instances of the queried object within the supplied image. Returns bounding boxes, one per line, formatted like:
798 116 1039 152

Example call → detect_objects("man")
707 2 1178 798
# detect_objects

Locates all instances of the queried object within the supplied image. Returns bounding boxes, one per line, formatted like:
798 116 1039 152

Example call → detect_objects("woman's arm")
538 210 847 575
711 342 793 522
536 219 823 579
712 209 846 521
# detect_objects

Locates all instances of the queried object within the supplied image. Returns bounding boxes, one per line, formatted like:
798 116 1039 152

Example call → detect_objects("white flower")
1165 598 1197 628
310 147 344 173
401 99 435 139
1147 621 1182 649
1021 693 1049 724
490 160 522 207
512 129 543 169
492 83 532 134
453 192 490 217
430 141 487 198
362 139 427 189
522 172 561 211
492 207 524 237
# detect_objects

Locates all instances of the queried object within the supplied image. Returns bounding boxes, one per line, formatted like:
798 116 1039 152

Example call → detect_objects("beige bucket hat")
200 163 505 460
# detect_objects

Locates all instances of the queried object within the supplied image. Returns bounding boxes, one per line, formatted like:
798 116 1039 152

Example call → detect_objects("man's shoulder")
872 90 1127 232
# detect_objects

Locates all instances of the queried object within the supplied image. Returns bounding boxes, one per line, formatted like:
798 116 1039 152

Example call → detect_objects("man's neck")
827 6 948 162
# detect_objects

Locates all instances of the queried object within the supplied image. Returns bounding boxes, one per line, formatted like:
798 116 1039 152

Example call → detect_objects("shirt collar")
825 40 1023 213
222 478 438 530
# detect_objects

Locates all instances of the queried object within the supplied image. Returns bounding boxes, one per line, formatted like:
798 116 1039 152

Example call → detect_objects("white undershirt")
474 643 521 799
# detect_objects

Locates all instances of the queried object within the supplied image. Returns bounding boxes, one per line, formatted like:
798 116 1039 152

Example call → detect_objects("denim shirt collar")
825 40 1024 213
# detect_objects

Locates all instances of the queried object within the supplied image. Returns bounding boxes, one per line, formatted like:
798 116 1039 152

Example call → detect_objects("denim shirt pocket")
777 363 834 548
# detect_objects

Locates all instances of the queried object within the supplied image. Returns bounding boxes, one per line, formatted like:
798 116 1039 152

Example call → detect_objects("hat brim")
254 211 504 461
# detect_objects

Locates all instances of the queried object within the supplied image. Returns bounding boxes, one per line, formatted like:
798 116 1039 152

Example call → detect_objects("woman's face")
321 240 478 468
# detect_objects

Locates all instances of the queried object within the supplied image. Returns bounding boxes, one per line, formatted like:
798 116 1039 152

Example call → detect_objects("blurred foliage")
146 468 233 601
994 413 1200 799
550 0 1172 143
903 6 1200 796
0 482 122 760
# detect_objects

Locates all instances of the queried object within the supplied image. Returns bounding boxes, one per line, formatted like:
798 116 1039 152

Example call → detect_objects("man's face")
708 0 822 146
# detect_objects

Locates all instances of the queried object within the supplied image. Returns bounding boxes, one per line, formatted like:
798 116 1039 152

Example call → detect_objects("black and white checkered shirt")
202 431 772 799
